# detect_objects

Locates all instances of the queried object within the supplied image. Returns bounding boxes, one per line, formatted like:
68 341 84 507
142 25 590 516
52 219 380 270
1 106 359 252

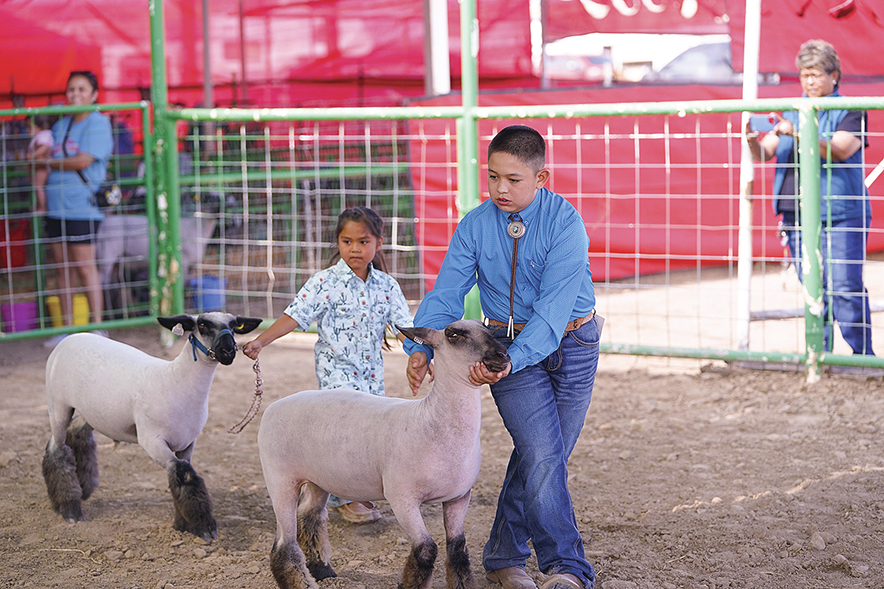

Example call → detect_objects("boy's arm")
404 225 479 359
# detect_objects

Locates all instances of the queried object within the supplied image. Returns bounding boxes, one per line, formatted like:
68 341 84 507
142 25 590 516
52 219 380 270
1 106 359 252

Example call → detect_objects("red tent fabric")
543 0 730 39
0 0 534 109
729 0 884 77
0 9 101 98
542 0 884 78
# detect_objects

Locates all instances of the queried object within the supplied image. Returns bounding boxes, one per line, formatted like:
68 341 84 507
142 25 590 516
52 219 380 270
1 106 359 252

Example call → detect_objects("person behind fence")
746 39 874 355
38 70 113 348
404 125 601 589
243 206 414 524
27 114 55 214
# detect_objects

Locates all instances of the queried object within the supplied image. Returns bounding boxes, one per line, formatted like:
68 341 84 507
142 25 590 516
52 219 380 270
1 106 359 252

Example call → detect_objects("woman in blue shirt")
405 125 600 589
41 70 114 344
747 40 873 355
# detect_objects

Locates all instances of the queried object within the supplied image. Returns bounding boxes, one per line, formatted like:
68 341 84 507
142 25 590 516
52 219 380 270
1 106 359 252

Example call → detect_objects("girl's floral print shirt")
284 258 413 396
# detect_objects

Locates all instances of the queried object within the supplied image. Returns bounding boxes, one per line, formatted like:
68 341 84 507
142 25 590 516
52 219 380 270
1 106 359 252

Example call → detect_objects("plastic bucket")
0 219 29 269
188 276 227 311
73 294 90 325
46 294 90 327
1 301 38 332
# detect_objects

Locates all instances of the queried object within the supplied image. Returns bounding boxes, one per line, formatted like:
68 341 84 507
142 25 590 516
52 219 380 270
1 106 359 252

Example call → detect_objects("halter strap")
189 328 233 361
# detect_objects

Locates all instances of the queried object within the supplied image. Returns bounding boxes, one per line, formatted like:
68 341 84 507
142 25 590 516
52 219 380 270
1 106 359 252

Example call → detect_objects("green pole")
798 105 824 382
149 0 184 318
459 0 481 320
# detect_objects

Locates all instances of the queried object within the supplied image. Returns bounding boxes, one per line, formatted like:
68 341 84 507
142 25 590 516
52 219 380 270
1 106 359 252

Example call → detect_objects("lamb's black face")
444 322 510 373
198 316 238 365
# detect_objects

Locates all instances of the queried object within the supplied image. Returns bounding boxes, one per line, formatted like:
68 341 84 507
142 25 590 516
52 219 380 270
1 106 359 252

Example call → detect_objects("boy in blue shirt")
405 125 601 589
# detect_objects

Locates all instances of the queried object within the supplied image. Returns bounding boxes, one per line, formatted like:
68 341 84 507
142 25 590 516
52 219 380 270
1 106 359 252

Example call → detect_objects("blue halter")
189 329 233 361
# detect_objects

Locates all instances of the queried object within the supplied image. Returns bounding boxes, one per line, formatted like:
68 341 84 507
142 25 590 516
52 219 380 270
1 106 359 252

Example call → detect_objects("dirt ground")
1 324 883 589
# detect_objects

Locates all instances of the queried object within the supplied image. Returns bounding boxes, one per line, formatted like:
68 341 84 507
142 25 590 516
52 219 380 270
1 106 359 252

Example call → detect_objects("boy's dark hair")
488 125 546 172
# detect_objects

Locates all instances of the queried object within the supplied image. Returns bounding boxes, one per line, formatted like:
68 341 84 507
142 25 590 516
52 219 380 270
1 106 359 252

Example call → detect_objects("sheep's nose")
213 331 237 365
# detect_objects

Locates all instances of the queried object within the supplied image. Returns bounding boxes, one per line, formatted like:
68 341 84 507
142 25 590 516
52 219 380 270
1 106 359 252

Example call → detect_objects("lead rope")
228 346 263 434
506 214 525 339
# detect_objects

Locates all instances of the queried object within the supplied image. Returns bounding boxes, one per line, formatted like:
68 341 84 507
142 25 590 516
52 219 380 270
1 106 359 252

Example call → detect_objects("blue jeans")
781 212 874 355
482 317 600 589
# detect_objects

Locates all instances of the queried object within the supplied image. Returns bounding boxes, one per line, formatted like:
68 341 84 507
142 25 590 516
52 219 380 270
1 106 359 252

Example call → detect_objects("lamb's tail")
66 416 98 501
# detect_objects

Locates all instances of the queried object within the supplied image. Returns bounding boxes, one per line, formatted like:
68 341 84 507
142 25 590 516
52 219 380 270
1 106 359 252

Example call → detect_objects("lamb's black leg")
444 533 475 589
42 442 83 523
400 539 437 589
167 459 217 541
270 538 321 589
65 418 98 501
297 505 336 580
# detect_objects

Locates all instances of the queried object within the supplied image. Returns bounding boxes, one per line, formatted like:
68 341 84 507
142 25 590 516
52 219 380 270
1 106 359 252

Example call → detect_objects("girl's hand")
242 340 262 360
468 361 511 386
406 351 433 396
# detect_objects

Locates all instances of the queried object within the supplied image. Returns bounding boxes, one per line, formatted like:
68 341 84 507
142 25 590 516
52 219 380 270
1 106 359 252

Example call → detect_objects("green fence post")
798 104 824 381
149 0 184 318
458 0 481 320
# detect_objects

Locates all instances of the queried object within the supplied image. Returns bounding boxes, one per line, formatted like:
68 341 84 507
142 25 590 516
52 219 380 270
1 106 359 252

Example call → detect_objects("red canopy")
3 0 883 110
543 0 730 39
542 0 884 78
0 0 534 109
729 0 884 76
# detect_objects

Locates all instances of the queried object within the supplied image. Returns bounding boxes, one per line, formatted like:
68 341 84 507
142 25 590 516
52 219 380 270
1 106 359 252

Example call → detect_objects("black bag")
92 183 122 209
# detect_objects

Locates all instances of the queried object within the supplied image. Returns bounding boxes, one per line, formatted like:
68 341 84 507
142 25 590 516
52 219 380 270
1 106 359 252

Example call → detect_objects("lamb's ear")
396 325 439 348
232 316 264 334
158 315 196 333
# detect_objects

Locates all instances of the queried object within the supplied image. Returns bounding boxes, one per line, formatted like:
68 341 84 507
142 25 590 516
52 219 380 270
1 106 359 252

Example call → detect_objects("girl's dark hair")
329 206 396 349
329 206 389 273
32 114 56 130
68 70 100 92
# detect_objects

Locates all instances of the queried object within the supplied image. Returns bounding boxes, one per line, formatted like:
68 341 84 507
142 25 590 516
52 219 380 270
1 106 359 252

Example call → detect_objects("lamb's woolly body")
257 319 510 589
46 334 215 451
41 312 262 541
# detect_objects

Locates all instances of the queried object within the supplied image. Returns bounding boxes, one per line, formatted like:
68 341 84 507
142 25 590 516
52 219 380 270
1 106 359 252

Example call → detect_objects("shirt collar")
332 257 374 283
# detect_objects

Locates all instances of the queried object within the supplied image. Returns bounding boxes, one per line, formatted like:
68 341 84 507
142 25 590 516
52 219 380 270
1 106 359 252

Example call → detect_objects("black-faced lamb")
257 319 511 589
42 312 262 541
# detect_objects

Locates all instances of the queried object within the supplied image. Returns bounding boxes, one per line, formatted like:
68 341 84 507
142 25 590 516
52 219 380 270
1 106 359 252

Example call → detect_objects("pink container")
1 301 38 333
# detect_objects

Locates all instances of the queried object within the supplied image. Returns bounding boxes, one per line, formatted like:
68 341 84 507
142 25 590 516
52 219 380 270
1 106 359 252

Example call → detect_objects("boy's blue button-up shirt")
405 187 595 373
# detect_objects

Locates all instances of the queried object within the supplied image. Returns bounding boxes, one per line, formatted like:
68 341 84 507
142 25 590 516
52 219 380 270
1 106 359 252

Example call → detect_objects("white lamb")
41 312 263 541
257 319 511 589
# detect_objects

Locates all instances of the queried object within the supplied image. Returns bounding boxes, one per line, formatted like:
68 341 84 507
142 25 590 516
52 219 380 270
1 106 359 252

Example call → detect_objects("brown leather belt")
485 310 595 334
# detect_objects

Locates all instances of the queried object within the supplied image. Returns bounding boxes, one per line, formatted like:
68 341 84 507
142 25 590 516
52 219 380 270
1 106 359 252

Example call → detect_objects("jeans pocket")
567 316 601 347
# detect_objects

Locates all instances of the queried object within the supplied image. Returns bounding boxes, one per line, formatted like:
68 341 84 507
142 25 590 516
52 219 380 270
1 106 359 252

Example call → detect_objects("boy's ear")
535 168 550 188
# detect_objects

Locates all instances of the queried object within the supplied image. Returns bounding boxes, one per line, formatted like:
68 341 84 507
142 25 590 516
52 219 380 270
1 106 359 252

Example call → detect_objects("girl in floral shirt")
243 206 413 522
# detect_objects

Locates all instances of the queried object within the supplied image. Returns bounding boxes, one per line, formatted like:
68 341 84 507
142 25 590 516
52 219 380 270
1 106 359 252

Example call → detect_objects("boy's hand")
406 351 433 396
468 361 511 386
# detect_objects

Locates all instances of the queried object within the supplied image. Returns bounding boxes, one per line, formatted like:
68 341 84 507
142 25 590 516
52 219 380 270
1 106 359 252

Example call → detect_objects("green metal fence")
1 0 882 380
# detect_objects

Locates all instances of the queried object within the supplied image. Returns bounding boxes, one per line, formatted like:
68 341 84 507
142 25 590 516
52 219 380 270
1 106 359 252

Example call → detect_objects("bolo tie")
506 214 525 338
